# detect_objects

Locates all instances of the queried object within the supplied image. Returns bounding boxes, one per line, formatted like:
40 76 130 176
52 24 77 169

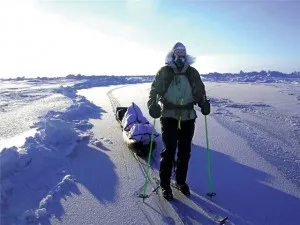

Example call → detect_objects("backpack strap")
185 67 195 91
158 67 174 99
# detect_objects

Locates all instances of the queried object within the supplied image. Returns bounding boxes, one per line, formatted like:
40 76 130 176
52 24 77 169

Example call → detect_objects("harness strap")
161 100 194 110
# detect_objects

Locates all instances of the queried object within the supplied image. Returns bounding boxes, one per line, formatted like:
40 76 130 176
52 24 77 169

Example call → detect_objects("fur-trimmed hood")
165 51 196 73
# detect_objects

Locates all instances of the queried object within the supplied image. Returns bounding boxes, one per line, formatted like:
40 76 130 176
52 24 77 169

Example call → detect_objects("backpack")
161 66 195 99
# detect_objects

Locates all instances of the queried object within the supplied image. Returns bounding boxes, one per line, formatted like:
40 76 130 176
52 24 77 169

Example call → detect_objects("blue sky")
0 0 299 78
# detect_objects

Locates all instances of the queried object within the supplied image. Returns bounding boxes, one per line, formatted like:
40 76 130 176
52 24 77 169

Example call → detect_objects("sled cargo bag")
116 103 158 157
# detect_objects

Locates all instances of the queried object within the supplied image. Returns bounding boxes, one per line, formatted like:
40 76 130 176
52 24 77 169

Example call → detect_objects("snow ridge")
0 87 102 225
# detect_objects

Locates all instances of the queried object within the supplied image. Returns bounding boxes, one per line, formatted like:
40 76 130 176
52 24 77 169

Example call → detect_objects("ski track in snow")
107 86 188 225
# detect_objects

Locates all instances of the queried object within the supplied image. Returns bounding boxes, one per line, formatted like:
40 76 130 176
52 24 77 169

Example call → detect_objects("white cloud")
1 0 292 78
0 0 164 78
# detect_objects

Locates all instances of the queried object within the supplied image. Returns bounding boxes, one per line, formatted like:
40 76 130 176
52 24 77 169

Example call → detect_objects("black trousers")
159 117 195 188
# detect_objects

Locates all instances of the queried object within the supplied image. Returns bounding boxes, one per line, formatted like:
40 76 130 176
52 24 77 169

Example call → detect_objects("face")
174 49 186 57
173 47 186 69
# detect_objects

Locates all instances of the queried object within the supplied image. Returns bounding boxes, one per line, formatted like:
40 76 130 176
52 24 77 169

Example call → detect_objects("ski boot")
176 183 191 196
161 186 173 201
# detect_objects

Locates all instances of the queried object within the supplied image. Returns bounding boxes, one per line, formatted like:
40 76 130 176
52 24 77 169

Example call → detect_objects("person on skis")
147 42 210 201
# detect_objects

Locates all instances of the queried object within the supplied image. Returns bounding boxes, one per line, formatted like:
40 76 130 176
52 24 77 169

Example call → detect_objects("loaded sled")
115 102 158 157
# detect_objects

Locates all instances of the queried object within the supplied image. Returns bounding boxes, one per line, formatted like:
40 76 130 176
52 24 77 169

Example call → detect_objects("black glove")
149 103 162 119
198 99 210 116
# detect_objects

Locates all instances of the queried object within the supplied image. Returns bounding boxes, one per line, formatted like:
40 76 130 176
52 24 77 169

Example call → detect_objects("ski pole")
204 115 216 197
139 118 157 202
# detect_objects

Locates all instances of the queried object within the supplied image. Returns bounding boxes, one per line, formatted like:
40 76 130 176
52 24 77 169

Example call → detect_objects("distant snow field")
0 71 299 225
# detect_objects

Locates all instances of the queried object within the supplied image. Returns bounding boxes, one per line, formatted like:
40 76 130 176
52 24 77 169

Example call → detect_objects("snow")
202 70 300 84
0 71 300 225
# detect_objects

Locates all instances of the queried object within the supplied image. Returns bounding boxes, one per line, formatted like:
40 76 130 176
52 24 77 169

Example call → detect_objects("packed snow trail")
107 86 187 225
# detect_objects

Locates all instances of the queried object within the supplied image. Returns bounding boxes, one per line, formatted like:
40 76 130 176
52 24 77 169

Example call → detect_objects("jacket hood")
165 51 196 73
165 51 196 65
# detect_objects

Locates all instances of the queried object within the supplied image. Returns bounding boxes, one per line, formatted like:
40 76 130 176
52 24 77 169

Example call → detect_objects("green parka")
148 62 207 120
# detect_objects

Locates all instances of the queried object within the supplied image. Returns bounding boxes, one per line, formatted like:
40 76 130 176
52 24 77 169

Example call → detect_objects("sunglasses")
174 49 186 57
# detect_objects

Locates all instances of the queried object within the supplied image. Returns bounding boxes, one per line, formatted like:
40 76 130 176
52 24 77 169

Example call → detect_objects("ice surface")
0 72 299 225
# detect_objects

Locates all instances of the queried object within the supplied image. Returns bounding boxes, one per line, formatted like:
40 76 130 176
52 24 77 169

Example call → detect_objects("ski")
135 152 229 224
131 152 186 225
170 181 229 224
